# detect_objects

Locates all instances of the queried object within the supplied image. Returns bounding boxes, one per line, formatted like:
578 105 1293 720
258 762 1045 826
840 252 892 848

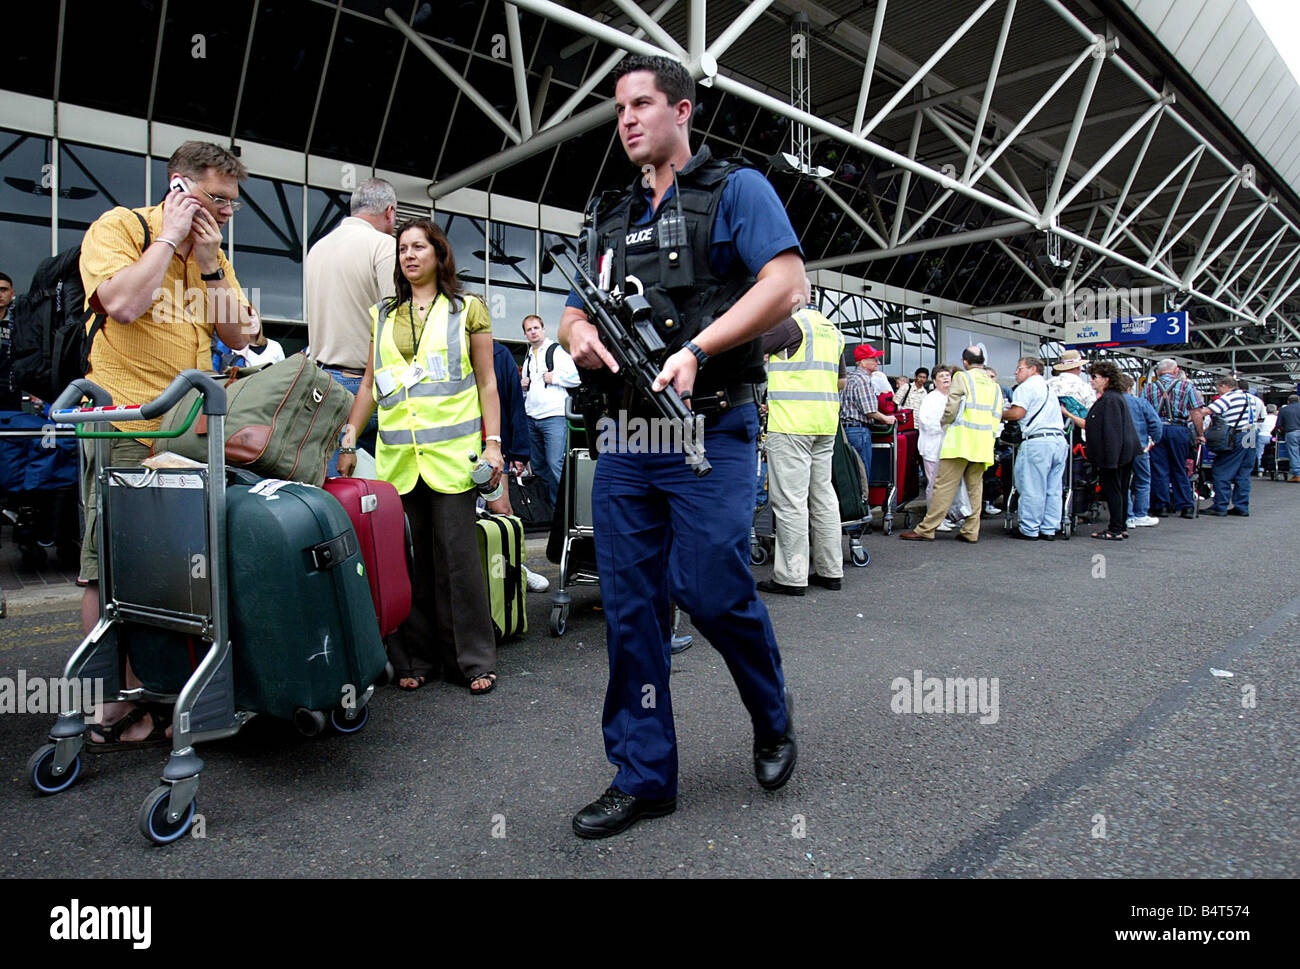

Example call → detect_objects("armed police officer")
559 55 806 839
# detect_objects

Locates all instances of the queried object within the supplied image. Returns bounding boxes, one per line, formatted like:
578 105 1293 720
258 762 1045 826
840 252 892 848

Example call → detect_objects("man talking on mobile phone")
560 56 805 839
76 140 259 750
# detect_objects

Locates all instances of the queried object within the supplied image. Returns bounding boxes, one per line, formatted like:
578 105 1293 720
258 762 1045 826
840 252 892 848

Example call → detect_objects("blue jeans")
323 369 378 478
1128 450 1151 519
844 425 872 487
528 414 568 507
1149 422 1194 512
1287 430 1300 473
592 403 786 798
1012 434 1067 536
1210 433 1253 513
1255 436 1269 470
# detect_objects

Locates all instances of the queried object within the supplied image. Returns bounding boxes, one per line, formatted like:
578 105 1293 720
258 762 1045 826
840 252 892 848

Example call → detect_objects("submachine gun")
542 235 710 477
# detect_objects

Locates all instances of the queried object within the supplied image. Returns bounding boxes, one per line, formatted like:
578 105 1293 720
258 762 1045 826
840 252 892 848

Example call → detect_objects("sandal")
1090 531 1125 541
396 675 426 692
85 705 170 753
469 672 497 696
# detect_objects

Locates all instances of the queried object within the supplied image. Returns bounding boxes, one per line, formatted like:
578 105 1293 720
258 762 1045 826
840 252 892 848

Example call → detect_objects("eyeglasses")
193 185 242 212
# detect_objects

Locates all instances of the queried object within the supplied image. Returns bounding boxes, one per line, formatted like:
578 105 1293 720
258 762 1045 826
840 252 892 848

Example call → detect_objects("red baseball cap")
853 344 884 361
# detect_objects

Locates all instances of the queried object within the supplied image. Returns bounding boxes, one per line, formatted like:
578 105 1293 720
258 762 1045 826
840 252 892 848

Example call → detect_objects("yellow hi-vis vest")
766 308 844 435
940 367 1004 465
372 295 481 495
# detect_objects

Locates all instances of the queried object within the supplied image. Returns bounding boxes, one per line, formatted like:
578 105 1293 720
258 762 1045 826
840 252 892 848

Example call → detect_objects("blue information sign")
1064 311 1188 348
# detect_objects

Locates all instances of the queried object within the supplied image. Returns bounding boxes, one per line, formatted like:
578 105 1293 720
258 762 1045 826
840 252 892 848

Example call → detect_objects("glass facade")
1 129 574 341
815 286 938 378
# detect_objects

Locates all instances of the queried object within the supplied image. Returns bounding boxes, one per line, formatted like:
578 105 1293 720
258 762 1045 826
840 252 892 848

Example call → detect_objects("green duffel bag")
154 353 353 486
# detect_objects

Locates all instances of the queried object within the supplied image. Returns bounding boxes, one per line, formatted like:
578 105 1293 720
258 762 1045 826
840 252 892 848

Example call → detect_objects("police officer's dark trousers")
591 402 788 799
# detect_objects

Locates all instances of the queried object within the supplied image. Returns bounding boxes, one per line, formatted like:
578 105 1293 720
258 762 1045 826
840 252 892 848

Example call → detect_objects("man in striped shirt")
840 344 895 488
1201 377 1261 517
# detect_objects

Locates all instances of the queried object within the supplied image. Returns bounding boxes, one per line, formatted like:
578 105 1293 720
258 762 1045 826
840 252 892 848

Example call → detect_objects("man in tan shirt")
305 177 397 469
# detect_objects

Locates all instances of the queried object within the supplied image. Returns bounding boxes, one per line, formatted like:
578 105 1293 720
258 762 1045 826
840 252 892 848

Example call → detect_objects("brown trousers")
914 457 988 540
391 482 496 681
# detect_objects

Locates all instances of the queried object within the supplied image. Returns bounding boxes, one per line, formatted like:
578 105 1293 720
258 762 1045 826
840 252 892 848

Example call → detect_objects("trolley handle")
51 369 228 424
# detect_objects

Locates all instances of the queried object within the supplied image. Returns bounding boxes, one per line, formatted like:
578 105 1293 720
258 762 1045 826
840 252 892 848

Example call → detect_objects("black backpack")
10 211 149 402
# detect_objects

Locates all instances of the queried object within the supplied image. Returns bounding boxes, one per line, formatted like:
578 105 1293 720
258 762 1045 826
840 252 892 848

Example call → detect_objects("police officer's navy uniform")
573 146 802 800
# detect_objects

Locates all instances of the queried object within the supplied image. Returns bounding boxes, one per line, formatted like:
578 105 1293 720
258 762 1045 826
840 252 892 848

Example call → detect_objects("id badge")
375 370 399 397
425 353 448 381
399 363 427 389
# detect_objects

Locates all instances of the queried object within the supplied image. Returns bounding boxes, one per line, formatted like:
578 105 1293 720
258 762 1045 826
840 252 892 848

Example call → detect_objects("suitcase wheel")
330 704 369 735
28 743 81 796
138 785 196 845
850 545 870 568
549 604 568 638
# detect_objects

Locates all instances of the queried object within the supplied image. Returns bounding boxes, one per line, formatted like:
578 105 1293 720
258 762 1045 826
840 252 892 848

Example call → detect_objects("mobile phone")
169 174 188 194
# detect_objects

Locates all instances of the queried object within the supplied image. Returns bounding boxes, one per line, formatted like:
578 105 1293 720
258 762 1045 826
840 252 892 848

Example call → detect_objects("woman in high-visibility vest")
339 218 508 695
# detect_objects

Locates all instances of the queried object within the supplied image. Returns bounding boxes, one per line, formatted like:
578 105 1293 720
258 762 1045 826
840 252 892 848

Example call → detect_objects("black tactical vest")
584 145 766 394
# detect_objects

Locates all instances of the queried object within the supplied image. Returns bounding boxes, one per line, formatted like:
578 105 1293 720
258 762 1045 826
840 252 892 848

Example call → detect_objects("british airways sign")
1064 311 1188 348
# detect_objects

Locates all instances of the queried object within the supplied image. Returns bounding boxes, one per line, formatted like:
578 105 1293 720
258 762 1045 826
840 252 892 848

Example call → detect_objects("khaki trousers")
913 457 987 540
766 431 842 585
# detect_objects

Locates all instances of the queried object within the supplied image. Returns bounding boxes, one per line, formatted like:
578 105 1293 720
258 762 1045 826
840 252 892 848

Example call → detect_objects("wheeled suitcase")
868 428 921 506
895 427 921 503
126 477 389 721
323 476 412 637
475 512 527 640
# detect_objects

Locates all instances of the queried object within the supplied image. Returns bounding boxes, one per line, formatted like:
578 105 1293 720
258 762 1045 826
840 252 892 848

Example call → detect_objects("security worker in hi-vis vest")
559 55 807 839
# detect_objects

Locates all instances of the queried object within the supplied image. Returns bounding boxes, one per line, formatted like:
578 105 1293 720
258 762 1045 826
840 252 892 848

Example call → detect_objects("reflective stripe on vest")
372 295 481 495
767 308 843 435
940 368 1001 464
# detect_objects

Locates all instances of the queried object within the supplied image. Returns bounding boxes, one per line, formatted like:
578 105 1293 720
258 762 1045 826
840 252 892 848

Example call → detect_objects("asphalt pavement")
0 479 1296 878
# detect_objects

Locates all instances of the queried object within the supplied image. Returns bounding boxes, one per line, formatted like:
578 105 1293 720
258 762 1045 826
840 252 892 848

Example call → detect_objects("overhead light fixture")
3 177 96 199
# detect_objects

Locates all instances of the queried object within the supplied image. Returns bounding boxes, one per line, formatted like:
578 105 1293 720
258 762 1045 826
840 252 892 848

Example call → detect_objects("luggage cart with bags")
27 372 388 844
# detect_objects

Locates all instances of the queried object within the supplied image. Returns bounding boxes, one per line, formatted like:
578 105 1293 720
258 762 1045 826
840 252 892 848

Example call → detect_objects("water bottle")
469 452 504 501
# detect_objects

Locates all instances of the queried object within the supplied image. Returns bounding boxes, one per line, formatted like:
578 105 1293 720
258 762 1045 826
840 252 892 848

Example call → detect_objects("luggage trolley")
868 422 897 534
1002 430 1074 540
1266 435 1291 480
546 402 693 641
26 371 379 844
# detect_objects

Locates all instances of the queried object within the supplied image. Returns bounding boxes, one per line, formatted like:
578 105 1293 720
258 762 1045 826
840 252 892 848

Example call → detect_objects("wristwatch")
200 267 225 282
683 339 709 368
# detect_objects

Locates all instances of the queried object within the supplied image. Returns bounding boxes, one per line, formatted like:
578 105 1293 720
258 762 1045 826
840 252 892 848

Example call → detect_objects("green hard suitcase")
129 478 388 721
475 513 527 640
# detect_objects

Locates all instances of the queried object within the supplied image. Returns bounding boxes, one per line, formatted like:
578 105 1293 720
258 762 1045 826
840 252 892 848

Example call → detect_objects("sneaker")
522 566 550 593
1126 517 1137 530
936 520 955 532
984 502 1001 516
1131 515 1159 527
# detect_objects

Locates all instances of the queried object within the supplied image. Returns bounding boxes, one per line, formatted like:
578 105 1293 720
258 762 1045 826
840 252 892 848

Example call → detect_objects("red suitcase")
323 477 412 638
894 408 915 432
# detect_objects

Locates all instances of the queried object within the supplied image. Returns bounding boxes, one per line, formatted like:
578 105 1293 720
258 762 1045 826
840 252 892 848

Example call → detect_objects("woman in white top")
916 365 972 529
